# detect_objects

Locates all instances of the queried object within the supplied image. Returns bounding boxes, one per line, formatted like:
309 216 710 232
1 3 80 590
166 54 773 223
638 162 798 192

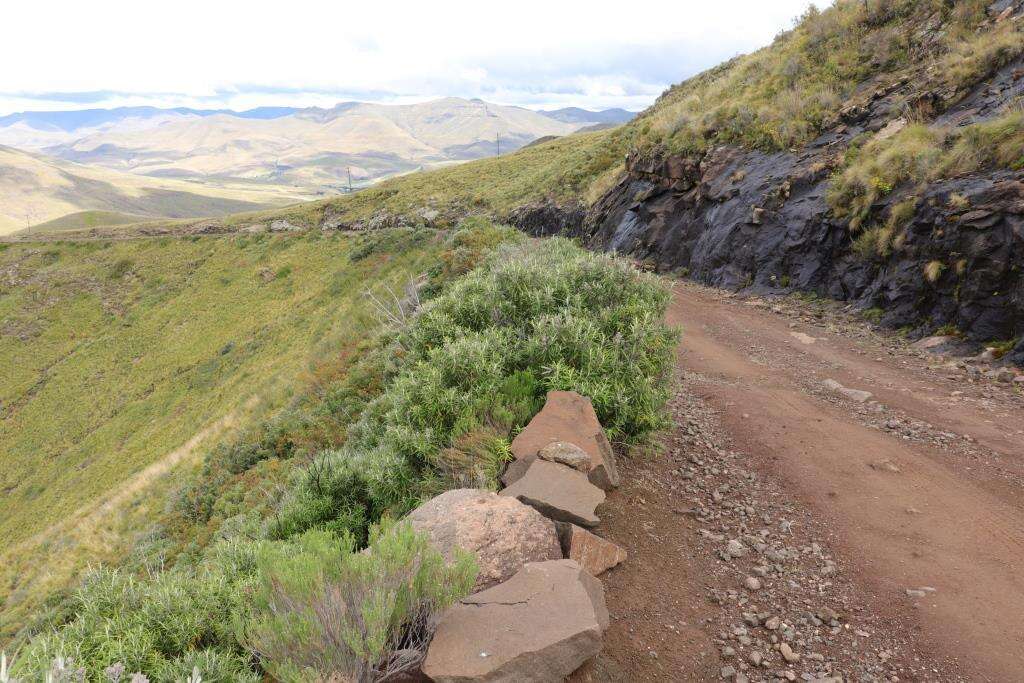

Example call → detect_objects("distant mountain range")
0 102 633 134
0 99 634 193
0 144 309 235
0 98 634 234
538 107 635 124
0 106 299 133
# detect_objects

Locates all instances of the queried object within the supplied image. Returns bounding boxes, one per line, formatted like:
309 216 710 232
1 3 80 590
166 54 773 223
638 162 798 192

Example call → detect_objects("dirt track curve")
575 282 1024 683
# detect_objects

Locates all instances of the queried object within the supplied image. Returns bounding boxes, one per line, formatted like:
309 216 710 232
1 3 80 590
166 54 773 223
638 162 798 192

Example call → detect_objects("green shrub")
242 522 476 683
107 258 134 280
12 224 674 680
10 545 259 681
273 238 676 541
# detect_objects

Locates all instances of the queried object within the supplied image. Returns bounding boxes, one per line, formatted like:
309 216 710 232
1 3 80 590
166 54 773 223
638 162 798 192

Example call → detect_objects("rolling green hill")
0 229 448 639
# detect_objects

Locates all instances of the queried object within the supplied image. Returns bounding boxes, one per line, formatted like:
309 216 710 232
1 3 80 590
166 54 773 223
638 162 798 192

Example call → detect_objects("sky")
0 1 822 116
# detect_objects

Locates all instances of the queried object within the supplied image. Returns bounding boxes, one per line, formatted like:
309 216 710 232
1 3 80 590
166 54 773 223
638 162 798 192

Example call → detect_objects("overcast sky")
1 1 822 115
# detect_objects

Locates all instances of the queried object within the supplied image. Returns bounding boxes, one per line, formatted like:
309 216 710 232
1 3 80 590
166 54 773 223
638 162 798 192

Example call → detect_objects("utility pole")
496 132 501 157
347 166 352 192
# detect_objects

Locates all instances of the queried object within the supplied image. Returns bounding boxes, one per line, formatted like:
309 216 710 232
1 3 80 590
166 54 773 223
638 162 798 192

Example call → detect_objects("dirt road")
585 282 1024 682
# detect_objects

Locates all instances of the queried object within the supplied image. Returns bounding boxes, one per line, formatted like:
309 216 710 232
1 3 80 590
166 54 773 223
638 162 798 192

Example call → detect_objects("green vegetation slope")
5 222 676 681
0 229 447 640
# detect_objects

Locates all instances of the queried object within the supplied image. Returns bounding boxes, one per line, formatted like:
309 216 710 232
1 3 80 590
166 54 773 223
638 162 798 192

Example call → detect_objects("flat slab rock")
422 560 609 683
407 489 562 591
508 390 619 490
556 522 627 576
500 459 605 528
823 378 873 403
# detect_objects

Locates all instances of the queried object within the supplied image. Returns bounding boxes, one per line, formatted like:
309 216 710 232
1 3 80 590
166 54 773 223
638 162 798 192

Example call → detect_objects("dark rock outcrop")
508 57 1024 367
508 201 587 239
575 147 1024 365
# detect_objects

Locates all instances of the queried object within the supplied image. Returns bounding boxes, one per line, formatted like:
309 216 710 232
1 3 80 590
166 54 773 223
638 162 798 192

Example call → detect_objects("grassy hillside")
25 210 151 232
4 223 676 681
636 0 1021 154
0 229 448 639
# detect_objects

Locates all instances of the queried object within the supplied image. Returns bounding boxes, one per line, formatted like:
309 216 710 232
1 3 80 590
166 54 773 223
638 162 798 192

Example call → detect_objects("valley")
0 99 632 235
0 144 307 235
0 229 448 640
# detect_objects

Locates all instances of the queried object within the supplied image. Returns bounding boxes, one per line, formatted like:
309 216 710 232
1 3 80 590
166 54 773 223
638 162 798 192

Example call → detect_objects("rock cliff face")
511 56 1024 367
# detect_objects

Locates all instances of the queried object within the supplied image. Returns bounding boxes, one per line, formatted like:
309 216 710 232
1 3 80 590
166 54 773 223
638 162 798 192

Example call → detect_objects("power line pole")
347 166 352 192
496 132 501 157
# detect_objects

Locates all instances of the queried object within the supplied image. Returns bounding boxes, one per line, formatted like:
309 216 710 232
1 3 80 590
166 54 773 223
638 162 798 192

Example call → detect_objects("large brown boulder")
422 560 608 683
407 489 562 591
499 460 604 528
508 391 619 490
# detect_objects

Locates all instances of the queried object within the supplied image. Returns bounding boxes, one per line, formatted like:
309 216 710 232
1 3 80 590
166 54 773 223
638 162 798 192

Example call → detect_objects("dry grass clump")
638 0 1014 155
924 260 946 282
830 110 1024 241
939 18 1024 92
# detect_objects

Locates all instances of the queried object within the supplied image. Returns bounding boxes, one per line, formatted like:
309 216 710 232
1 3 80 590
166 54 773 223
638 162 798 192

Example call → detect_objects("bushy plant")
242 522 476 683
9 545 259 681
273 237 676 540
12 223 674 681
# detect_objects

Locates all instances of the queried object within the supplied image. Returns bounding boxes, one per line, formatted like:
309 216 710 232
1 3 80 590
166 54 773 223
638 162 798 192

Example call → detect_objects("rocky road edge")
405 390 629 683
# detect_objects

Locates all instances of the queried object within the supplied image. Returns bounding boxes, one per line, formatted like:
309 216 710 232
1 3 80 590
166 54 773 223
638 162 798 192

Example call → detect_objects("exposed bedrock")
511 150 1024 366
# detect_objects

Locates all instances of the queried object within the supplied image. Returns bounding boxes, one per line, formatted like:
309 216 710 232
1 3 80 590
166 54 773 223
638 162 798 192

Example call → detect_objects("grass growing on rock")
829 110 1024 234
8 221 677 680
637 0 1018 155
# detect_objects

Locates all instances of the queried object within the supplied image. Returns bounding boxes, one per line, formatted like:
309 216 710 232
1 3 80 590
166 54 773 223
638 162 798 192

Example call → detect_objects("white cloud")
0 0 823 114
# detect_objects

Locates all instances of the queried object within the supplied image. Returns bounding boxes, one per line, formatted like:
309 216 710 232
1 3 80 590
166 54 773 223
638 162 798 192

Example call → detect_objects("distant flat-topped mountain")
0 99 633 191
538 107 635 125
